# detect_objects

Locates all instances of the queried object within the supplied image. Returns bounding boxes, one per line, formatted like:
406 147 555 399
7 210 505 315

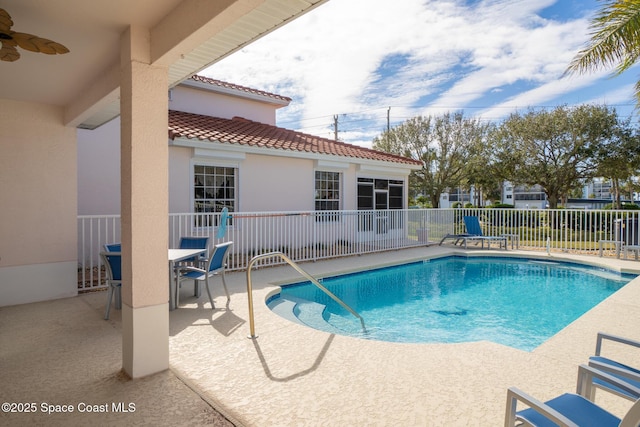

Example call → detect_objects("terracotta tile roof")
188 75 292 103
168 110 422 166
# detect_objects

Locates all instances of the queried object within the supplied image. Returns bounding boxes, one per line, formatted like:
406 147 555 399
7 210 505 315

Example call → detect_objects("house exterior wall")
239 154 313 211
169 145 193 213
173 142 411 214
0 99 78 306
78 119 121 215
169 85 278 125
78 82 284 216
78 83 415 218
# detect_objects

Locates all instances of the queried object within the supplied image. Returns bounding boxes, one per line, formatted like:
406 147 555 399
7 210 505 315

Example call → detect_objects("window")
194 165 236 226
357 178 374 210
515 193 545 201
357 178 405 232
315 171 341 220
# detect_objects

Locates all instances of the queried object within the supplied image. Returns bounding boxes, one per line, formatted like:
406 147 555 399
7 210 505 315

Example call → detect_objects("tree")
566 0 640 106
595 116 640 208
491 105 619 209
373 113 488 208
462 122 502 206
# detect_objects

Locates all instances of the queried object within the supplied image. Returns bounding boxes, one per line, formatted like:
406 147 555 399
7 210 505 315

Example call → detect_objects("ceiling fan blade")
0 8 69 60
0 8 14 33
12 32 69 55
0 43 19 62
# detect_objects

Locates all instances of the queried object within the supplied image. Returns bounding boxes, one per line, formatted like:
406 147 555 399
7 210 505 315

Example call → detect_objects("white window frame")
191 159 239 227
314 170 342 211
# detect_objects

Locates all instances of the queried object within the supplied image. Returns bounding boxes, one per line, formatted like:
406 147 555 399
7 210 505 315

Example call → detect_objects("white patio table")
168 248 206 310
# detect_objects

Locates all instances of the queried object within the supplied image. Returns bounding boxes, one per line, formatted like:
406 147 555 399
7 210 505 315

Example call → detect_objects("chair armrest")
505 387 578 427
578 364 640 398
589 359 640 383
596 332 640 356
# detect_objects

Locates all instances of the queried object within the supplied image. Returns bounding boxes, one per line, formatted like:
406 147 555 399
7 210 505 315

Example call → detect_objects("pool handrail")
245 251 366 339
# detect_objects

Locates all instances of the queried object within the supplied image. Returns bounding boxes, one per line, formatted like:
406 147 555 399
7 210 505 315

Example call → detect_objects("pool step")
268 296 307 326
269 295 345 333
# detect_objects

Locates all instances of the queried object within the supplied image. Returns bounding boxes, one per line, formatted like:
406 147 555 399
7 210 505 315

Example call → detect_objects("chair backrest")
620 397 640 427
208 241 233 272
179 236 209 250
179 236 209 262
104 243 121 252
100 251 122 282
463 216 483 236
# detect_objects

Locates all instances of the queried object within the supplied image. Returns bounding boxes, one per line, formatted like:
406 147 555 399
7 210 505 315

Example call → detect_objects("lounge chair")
587 332 640 401
439 216 507 249
506 364 640 427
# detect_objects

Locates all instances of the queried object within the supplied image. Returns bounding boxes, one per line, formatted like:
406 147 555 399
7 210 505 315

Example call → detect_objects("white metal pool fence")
77 208 640 291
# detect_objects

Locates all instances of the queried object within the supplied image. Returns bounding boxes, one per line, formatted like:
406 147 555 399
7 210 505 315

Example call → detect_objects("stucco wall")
239 153 314 211
169 86 278 125
0 99 78 305
77 119 121 215
168 145 193 212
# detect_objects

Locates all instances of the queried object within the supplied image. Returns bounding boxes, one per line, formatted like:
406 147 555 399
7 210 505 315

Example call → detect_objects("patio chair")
176 236 210 297
178 237 209 265
505 364 640 427
104 243 121 252
175 241 233 309
100 250 122 320
587 332 640 401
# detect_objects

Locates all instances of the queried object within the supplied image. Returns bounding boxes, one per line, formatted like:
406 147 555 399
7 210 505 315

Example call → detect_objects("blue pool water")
267 256 636 351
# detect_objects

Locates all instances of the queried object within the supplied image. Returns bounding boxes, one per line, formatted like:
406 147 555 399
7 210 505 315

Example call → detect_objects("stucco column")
120 26 169 378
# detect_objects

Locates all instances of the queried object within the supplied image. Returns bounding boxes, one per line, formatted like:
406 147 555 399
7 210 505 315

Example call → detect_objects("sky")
203 0 639 148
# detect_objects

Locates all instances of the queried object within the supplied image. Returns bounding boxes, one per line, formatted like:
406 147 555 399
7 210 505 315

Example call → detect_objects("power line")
278 102 638 128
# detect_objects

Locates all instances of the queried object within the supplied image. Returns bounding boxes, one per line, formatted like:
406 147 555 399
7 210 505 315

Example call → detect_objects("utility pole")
387 107 390 133
333 114 339 141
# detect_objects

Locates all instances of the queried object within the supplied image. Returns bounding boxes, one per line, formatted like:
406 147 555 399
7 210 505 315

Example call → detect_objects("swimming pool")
267 256 636 351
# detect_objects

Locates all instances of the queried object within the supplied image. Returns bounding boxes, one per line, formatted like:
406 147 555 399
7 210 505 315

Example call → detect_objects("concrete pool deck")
3 246 640 425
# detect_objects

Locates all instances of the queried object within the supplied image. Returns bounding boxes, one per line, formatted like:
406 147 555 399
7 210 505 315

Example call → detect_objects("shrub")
603 202 640 210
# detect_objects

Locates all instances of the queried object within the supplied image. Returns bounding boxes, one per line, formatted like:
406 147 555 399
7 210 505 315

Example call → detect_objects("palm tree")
566 0 640 105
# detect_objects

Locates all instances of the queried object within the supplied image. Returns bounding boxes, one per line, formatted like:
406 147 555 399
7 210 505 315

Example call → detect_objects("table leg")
169 260 176 310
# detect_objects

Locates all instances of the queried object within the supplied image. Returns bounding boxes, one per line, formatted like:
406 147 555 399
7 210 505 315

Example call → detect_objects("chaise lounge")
439 215 507 250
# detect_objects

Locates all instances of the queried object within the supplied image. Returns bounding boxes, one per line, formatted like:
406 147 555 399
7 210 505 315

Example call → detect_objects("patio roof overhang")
0 0 329 379
0 0 327 129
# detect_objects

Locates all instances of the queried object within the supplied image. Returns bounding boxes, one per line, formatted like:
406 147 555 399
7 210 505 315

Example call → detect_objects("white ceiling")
0 0 327 128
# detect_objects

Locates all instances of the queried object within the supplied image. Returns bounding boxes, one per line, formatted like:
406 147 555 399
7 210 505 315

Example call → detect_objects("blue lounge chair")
175 241 232 309
506 364 640 427
587 332 640 401
439 216 507 249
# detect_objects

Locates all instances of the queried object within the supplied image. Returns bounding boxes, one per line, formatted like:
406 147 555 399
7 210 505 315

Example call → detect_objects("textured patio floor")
2 246 640 426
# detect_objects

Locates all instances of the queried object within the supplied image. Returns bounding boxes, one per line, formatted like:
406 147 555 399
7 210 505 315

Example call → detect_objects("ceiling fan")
0 8 69 62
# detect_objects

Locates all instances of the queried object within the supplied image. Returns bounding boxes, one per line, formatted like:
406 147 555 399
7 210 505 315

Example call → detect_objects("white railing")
77 208 640 292
77 214 121 292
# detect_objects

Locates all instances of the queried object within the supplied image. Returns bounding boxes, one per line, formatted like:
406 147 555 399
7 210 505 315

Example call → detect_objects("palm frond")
567 0 640 75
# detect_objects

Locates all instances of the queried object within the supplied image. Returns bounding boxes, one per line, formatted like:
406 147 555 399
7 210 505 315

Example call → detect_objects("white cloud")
204 0 632 148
